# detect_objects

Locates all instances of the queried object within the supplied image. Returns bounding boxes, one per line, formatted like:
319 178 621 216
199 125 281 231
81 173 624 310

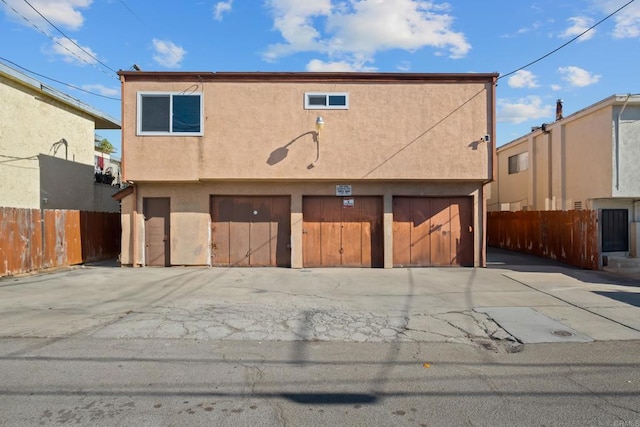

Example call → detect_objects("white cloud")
508 70 539 89
306 58 376 72
264 1 332 60
50 36 98 64
152 39 186 69
596 0 640 38
1 0 92 31
558 66 600 87
551 84 562 91
213 0 233 21
396 60 411 71
82 84 119 96
559 16 595 41
264 0 470 63
497 96 554 124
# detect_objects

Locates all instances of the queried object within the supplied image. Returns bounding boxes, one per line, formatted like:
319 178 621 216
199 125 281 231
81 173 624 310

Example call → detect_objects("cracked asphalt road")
0 264 525 349
1 249 640 425
2 248 640 348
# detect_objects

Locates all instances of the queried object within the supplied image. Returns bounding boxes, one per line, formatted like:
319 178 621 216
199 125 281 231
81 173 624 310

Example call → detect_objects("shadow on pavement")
487 247 640 288
593 291 640 307
280 393 378 405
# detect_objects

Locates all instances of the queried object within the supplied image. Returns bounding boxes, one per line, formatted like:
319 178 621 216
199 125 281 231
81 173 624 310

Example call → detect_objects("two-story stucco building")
488 95 640 263
116 71 498 268
0 62 121 212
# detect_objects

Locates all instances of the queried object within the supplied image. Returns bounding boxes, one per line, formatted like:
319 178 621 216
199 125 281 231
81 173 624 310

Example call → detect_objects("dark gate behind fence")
0 207 120 277
487 210 599 270
601 209 629 252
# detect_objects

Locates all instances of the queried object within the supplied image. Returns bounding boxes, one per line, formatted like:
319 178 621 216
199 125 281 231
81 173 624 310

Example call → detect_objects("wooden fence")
487 210 599 270
0 207 120 277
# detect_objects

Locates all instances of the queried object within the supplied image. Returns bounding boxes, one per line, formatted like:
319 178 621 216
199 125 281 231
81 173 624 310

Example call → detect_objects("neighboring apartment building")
116 71 497 268
0 62 121 212
488 95 640 260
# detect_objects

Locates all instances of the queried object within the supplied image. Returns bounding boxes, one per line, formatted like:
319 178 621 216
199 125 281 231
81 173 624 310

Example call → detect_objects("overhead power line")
118 0 145 24
499 0 636 80
116 0 185 67
0 56 121 101
0 0 117 80
21 0 118 76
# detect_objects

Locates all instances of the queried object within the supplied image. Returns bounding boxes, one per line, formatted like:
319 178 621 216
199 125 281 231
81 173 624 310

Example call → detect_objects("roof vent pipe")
556 99 563 121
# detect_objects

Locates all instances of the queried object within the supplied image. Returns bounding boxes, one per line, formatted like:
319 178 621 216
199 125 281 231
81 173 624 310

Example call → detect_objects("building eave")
118 70 499 84
112 185 133 201
1 62 121 130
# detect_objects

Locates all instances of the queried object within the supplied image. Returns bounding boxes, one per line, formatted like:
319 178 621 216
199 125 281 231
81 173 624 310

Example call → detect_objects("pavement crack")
272 401 288 427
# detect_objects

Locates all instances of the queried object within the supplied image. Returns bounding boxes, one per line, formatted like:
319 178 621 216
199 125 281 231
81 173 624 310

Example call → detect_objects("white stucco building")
0 62 120 211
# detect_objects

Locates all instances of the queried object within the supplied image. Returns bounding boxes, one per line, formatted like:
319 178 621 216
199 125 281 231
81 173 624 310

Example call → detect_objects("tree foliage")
96 138 115 154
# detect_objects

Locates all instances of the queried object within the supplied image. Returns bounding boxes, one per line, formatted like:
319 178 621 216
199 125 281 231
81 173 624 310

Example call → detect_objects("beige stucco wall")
0 75 96 209
493 100 637 212
492 139 529 211
122 79 493 182
120 180 485 268
563 107 613 205
532 133 552 209
119 194 134 265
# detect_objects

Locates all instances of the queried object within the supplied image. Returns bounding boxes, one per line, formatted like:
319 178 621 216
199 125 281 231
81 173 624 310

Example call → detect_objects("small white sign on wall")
343 197 354 208
336 185 352 196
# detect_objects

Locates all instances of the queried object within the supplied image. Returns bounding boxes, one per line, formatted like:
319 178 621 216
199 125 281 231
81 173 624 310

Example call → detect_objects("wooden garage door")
211 196 291 267
303 196 383 267
393 197 473 267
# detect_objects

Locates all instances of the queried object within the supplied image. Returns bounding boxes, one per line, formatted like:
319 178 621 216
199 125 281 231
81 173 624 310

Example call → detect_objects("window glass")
141 95 170 132
328 95 346 106
172 95 201 133
508 155 518 174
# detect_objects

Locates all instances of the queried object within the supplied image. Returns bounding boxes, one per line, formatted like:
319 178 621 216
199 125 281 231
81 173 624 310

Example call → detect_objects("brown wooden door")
144 197 170 266
211 196 291 267
393 197 473 267
302 196 383 267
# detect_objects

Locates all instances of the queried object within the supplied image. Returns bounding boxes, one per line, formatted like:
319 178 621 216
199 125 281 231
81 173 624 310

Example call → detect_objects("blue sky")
2 0 639 157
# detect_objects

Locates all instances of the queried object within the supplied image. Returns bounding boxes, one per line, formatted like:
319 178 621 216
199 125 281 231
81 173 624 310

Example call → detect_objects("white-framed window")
508 152 529 174
304 92 349 110
137 92 203 136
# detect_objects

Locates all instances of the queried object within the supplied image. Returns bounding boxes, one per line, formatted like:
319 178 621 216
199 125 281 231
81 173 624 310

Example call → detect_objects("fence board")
1 208 120 277
487 210 599 270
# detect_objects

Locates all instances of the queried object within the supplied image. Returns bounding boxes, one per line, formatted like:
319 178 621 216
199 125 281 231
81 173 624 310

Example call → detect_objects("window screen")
140 95 170 132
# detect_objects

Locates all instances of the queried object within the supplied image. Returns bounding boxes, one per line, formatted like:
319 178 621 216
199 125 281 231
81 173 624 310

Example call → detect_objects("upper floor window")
137 92 203 135
304 92 349 110
508 152 529 174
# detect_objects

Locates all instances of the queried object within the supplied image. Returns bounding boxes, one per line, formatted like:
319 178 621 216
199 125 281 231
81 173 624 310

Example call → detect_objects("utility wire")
0 56 121 101
21 0 118 76
116 0 185 67
0 0 117 80
118 0 145 24
499 0 636 80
